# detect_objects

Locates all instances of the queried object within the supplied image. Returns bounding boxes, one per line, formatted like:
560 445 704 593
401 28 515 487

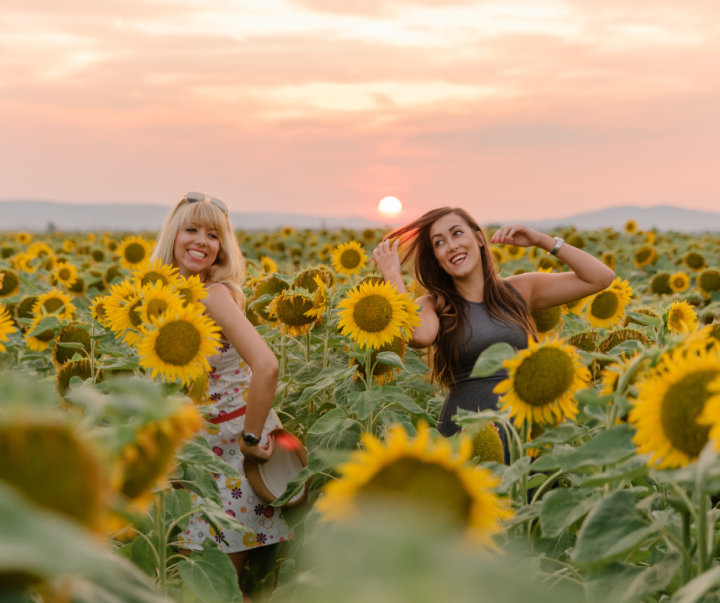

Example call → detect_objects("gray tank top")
437 288 529 447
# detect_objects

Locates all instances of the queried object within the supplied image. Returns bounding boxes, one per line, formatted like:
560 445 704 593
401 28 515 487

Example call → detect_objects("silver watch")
241 430 260 446
548 237 564 256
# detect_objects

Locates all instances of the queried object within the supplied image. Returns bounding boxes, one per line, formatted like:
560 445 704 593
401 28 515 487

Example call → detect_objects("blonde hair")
152 196 246 309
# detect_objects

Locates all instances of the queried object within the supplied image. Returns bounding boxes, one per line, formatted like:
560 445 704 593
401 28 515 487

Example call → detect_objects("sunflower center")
651 274 672 295
340 248 362 269
178 288 194 305
58 268 71 281
276 297 314 326
128 300 143 327
141 272 168 287
124 243 147 264
155 320 201 366
700 272 720 292
660 370 718 457
360 457 472 525
146 299 169 319
590 291 619 319
513 347 575 407
36 328 56 343
0 272 19 296
353 294 393 333
636 248 651 263
673 276 686 288
686 253 704 269
531 306 562 333
92 250 105 262
44 298 65 314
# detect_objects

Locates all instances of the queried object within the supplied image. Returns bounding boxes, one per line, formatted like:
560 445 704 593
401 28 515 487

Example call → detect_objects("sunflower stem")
90 319 96 381
305 331 311 363
697 493 709 575
154 488 167 589
681 510 691 585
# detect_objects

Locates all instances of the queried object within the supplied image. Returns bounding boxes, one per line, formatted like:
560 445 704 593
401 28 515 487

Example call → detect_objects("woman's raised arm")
372 239 439 348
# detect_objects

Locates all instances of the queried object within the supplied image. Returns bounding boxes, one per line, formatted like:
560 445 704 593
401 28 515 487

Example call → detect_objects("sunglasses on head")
184 192 228 215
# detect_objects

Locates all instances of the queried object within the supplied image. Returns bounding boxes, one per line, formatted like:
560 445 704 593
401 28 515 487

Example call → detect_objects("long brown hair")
387 207 537 390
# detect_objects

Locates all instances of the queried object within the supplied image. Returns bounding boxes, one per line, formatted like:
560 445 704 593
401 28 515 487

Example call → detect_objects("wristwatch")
240 430 261 446
548 237 564 256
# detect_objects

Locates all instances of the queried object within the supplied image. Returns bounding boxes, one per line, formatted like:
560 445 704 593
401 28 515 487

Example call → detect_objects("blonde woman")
152 192 289 598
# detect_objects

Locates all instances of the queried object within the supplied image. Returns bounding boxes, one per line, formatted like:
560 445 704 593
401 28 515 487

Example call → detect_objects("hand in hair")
490 225 550 250
372 238 403 281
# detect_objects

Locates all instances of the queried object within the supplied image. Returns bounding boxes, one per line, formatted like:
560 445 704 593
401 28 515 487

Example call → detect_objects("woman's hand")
490 224 549 249
240 436 274 464
372 238 402 280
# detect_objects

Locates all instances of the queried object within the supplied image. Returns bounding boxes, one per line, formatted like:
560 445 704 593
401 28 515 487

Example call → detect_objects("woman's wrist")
536 234 557 253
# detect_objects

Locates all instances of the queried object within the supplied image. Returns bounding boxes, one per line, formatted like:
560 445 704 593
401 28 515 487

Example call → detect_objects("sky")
1 0 719 223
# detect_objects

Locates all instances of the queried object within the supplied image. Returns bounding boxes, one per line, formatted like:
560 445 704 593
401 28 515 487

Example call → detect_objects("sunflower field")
2 222 720 603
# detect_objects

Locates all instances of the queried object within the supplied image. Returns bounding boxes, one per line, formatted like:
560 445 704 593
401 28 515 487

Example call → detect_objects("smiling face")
173 220 220 280
429 213 483 280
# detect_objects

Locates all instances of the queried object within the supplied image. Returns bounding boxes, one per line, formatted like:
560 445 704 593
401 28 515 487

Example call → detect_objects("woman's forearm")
243 361 279 438
538 234 615 287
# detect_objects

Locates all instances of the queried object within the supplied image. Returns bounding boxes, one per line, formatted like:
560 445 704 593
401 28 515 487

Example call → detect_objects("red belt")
207 406 247 425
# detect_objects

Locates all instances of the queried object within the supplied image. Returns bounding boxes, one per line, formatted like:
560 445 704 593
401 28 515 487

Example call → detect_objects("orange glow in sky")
1 0 719 222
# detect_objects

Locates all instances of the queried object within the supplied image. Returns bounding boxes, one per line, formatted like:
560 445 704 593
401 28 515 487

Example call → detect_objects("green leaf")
575 388 614 407
525 424 588 448
348 388 385 420
498 456 531 493
584 550 682 603
297 376 337 405
532 424 636 473
165 488 193 532
540 489 599 538
26 315 60 338
502 502 542 530
177 439 242 479
526 473 547 489
375 351 404 369
671 565 720 603
181 465 223 506
454 408 507 429
576 455 650 487
199 498 254 536
626 310 662 329
403 354 430 375
131 533 160 576
471 342 515 378
572 490 666 569
308 408 362 450
178 548 243 603
56 341 87 350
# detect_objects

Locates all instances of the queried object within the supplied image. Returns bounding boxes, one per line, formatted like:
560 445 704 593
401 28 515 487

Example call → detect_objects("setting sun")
379 196 402 216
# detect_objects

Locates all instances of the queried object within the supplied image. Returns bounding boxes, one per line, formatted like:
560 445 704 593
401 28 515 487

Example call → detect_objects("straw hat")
244 428 309 509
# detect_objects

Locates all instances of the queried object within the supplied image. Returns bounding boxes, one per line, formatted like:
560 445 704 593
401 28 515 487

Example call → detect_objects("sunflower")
117 235 152 270
646 231 656 245
251 275 289 323
490 246 507 265
89 296 110 325
633 246 658 268
132 259 180 289
567 234 585 249
304 275 328 321
471 423 504 464
25 314 58 352
338 280 410 350
568 331 597 353
352 336 406 385
630 345 720 468
32 288 76 320
331 241 368 277
316 423 511 547
0 270 20 298
531 305 564 340
698 269 720 299
13 253 37 274
665 300 697 334
52 325 92 367
684 251 706 272
601 253 616 270
104 265 124 286
62 239 75 253
137 304 221 385
0 305 17 352
293 267 333 292
174 274 208 307
268 290 316 337
625 220 637 234
585 278 633 329
494 336 590 426
102 279 139 322
650 273 672 295
137 281 184 325
112 403 202 501
668 272 690 293
505 245 525 261
260 256 278 274
53 261 79 288
565 297 587 316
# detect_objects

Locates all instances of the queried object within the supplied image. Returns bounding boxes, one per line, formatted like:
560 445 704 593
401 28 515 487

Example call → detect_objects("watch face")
242 431 260 445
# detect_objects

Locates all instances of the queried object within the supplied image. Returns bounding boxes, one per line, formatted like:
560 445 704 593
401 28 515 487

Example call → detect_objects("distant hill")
0 201 389 232
1 201 719 233
525 205 720 233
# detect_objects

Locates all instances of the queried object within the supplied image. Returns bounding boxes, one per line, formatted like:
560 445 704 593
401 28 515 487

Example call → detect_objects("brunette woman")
373 208 614 459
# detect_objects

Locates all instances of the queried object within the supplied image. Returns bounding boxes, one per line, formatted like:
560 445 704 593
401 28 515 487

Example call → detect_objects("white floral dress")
181 334 293 553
